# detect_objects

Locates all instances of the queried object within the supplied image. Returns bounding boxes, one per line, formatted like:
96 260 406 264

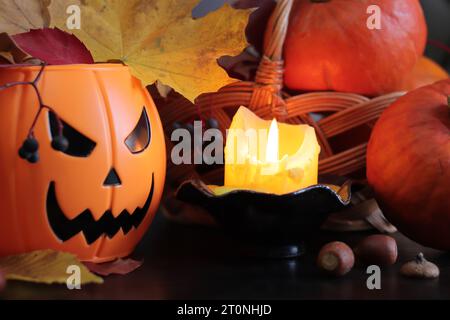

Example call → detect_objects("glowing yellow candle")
266 119 279 163
214 106 321 195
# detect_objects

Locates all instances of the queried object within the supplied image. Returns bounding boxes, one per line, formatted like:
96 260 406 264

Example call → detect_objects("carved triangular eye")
125 107 151 154
48 111 96 157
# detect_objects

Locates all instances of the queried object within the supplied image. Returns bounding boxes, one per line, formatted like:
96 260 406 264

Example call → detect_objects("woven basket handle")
262 0 293 61
249 0 293 120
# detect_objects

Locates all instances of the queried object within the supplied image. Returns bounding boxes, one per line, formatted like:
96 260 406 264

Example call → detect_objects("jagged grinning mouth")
46 173 155 245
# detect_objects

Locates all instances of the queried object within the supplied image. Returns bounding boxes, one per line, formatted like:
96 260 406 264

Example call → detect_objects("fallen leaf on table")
0 250 103 285
47 0 251 102
13 28 94 65
0 0 49 35
84 258 143 276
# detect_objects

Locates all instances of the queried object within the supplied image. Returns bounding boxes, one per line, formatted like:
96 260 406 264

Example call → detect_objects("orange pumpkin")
0 64 166 262
398 56 449 91
283 0 427 96
367 79 450 250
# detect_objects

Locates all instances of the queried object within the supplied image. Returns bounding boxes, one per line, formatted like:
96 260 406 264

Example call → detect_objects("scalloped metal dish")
176 179 353 257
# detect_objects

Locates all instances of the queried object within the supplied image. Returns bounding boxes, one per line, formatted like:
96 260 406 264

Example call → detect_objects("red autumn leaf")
12 28 94 65
83 258 143 276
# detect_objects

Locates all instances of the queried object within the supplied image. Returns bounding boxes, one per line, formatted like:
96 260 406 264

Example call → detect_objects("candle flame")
265 118 279 162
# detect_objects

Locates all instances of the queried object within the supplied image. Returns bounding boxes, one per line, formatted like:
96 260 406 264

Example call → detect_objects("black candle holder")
176 179 354 258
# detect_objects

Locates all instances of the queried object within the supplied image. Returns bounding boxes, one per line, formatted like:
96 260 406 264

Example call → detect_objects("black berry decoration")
23 137 39 153
27 152 39 164
207 118 219 129
185 123 194 135
172 121 183 131
52 135 69 152
18 136 40 162
18 146 31 160
1 64 51 164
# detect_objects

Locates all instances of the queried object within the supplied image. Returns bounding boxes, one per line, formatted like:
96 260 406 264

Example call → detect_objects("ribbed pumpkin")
367 79 450 250
283 0 427 96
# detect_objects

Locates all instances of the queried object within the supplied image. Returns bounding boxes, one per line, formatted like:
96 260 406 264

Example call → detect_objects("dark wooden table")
2 212 449 300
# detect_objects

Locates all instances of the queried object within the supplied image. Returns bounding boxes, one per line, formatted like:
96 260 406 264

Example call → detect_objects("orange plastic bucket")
0 64 166 262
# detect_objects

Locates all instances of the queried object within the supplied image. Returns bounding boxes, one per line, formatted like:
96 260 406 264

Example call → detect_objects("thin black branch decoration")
0 63 68 163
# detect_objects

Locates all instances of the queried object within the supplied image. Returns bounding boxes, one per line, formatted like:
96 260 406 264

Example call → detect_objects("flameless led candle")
211 106 321 195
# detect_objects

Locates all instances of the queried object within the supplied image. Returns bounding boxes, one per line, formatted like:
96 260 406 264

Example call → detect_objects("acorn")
400 253 440 279
51 135 69 152
317 241 355 276
354 235 398 266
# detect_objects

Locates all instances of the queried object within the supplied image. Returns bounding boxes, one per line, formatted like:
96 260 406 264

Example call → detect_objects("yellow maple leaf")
0 250 103 285
0 0 49 35
47 0 250 102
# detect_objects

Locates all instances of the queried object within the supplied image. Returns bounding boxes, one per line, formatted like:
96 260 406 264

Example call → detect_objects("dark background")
420 0 450 71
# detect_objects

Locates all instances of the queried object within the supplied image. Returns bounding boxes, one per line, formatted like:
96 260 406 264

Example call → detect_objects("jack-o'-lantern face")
0 64 166 262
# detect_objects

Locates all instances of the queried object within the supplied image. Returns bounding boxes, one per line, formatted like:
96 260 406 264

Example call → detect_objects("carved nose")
103 168 122 186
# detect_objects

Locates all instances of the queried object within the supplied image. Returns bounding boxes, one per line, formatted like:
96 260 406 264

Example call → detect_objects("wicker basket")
158 0 404 225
